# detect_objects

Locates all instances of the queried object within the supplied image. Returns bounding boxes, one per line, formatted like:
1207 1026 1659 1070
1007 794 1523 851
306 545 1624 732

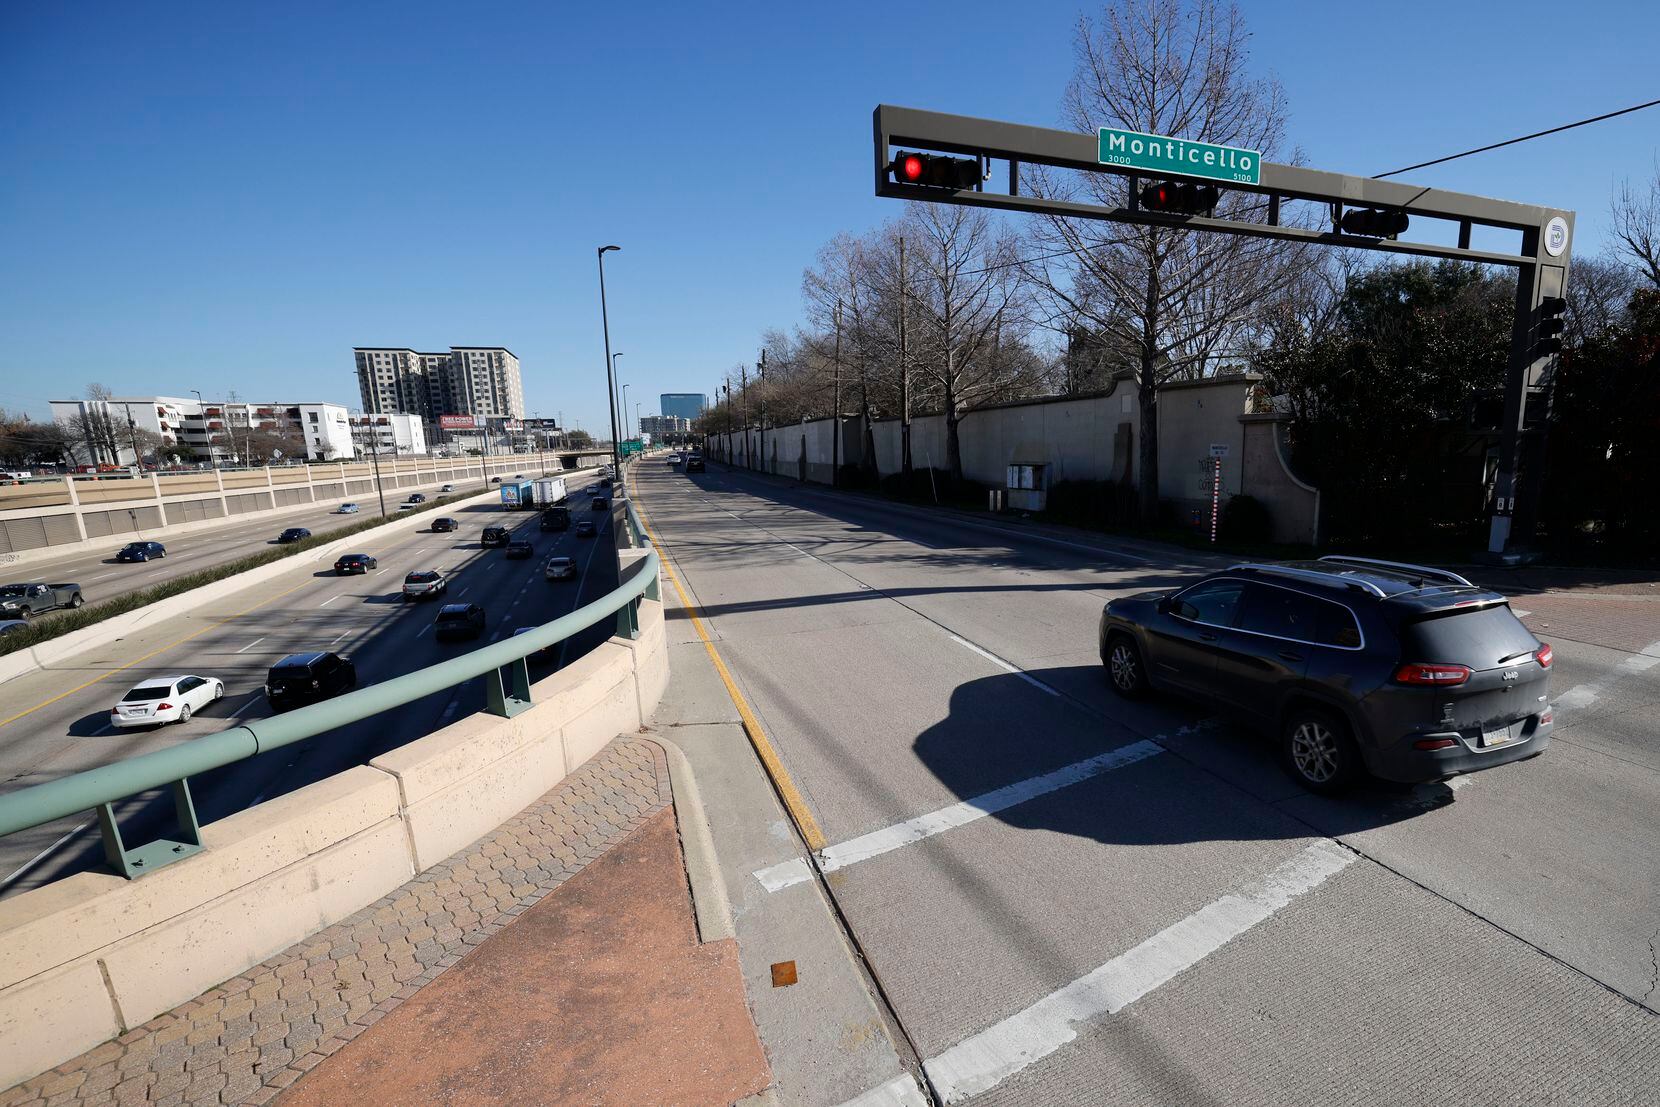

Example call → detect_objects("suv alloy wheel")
1281 706 1359 793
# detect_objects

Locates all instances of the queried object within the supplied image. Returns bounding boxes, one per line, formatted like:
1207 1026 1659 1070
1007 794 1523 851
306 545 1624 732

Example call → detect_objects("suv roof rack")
1229 563 1388 599
1316 555 1472 588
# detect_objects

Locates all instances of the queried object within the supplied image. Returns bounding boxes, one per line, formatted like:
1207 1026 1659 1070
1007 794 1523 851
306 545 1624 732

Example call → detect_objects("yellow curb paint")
628 466 828 853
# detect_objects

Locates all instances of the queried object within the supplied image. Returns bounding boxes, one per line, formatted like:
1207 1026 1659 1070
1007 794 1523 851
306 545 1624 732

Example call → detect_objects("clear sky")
3 0 1656 432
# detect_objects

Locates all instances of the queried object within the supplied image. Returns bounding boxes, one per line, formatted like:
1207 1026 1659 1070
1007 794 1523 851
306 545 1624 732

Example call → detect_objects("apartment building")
352 346 524 426
346 413 428 456
50 397 355 464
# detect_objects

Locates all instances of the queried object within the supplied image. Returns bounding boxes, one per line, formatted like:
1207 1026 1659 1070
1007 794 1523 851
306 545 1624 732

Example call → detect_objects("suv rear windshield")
406 572 439 584
1399 605 1536 669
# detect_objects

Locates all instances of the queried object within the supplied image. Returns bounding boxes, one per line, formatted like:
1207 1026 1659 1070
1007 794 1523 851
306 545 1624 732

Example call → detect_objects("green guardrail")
0 500 661 880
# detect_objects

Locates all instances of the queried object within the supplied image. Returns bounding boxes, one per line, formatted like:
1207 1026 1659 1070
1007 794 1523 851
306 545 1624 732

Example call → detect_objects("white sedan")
110 675 225 728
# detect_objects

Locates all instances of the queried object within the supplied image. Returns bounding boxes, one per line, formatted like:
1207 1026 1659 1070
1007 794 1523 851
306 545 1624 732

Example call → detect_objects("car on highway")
491 476 503 484
337 502 360 514
110 674 225 728
439 483 455 493
597 476 612 488
276 527 311 544
540 506 571 532
434 602 486 641
505 540 535 559
115 541 167 562
402 569 448 601
481 526 510 548
0 582 84 617
544 556 576 581
1098 556 1553 794
668 456 680 467
407 493 427 504
334 553 378 575
265 651 356 711
590 496 609 511
431 517 460 533
685 455 705 473
574 519 596 538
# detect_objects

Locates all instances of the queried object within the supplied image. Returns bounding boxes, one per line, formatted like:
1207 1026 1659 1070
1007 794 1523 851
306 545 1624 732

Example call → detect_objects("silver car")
544 556 577 581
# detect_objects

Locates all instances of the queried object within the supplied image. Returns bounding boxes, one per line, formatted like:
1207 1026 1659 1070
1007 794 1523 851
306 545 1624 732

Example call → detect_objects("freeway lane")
633 461 1660 1105
0 472 618 894
2 463 581 626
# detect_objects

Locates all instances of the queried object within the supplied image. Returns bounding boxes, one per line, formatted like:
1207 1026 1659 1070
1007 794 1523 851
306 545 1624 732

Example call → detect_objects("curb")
645 731 736 944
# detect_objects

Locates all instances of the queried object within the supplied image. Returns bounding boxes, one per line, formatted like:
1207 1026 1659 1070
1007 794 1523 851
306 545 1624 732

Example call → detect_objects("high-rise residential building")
660 393 708 422
639 414 691 438
352 346 524 426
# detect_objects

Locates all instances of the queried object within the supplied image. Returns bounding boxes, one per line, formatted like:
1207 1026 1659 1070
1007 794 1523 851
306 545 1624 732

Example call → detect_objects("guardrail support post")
485 658 533 718
615 596 641 640
95 778 205 879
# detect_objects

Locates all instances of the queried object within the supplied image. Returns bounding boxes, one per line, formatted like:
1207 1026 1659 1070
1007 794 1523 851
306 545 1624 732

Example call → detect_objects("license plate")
1482 723 1514 748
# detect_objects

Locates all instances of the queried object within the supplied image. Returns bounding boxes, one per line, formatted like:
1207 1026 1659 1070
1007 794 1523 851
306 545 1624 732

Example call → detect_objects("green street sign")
1098 127 1260 186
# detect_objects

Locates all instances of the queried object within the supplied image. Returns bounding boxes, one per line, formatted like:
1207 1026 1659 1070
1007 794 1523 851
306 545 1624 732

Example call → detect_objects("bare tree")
1611 159 1660 288
1566 255 1638 347
1025 0 1303 520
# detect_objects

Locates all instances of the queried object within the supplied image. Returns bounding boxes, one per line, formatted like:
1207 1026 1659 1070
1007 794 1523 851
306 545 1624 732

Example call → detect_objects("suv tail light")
1534 642 1552 669
1392 663 1471 686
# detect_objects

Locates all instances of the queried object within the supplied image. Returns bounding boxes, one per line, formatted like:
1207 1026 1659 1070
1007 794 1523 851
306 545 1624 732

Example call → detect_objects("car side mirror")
1156 594 1173 615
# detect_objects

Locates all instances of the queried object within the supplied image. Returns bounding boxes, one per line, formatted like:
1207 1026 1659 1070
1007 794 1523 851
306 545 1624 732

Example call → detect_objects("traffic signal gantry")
875 104 1573 559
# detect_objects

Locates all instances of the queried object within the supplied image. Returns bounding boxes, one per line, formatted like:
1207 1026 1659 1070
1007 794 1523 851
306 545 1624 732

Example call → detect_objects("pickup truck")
0 582 85 617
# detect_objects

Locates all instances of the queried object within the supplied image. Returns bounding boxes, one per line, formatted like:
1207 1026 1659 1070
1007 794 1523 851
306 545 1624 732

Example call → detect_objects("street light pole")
612 353 625 454
758 347 767 476
621 383 631 446
362 382 389 518
597 245 623 474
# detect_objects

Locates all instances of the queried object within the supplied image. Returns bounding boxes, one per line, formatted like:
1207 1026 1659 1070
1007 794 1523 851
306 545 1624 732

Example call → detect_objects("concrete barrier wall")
0 455 546 566
0 599 668 1091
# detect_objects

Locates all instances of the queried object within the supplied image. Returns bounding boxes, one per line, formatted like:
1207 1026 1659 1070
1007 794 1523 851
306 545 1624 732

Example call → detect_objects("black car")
540 507 571 532
491 476 503 484
685 456 705 473
597 476 612 488
116 541 167 562
406 493 426 504
434 602 486 641
265 651 357 711
431 517 459 533
481 526 510 548
276 527 311 544
1098 556 1553 793
590 496 609 511
334 553 377 575
575 519 596 538
505 540 535 559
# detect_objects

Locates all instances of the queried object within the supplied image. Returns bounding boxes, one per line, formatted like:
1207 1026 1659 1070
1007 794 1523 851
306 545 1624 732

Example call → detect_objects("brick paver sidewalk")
1 739 672 1107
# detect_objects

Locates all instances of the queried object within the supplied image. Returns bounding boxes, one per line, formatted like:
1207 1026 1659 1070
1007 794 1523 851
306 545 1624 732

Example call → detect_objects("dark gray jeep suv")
1098 556 1553 792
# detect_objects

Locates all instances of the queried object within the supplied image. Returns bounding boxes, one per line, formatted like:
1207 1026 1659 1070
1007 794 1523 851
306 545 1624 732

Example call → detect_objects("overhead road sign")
1100 128 1259 186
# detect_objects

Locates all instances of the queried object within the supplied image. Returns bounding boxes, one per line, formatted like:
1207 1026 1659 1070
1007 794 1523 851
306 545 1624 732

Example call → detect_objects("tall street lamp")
597 245 622 473
621 383 631 447
612 353 625 452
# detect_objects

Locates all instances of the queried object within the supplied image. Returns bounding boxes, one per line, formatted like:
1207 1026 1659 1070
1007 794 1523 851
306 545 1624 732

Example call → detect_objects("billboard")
439 414 482 430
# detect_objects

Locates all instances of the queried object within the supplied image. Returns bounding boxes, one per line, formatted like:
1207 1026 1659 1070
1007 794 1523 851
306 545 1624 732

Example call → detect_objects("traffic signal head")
1534 295 1568 356
891 151 981 190
1139 180 1220 215
1339 208 1410 238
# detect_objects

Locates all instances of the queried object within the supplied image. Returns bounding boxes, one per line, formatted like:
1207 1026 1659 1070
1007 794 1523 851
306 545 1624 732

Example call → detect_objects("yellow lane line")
629 465 828 852
0 575 323 734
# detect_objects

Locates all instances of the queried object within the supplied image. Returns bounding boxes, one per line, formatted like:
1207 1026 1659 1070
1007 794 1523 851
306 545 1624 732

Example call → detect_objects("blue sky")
3 0 1656 432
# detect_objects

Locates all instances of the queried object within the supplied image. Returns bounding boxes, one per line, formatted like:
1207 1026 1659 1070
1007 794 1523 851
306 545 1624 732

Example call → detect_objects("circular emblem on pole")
1544 216 1569 258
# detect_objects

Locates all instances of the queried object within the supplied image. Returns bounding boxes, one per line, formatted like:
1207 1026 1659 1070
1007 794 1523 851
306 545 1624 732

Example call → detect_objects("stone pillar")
63 475 89 542
151 472 168 527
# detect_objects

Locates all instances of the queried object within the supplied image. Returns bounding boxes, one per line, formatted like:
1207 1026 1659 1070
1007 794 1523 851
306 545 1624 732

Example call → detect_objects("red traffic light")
1139 180 1219 215
891 151 981 190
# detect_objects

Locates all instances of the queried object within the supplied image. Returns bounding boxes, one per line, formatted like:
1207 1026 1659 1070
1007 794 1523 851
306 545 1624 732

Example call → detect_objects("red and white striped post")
1207 443 1228 544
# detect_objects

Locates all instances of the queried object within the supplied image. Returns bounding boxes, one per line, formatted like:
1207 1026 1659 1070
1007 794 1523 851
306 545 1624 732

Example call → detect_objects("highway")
0 470 620 895
0 464 578 623
632 458 1660 1105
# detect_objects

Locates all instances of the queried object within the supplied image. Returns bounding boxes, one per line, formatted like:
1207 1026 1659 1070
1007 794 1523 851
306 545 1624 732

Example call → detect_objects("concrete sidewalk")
0 738 771 1107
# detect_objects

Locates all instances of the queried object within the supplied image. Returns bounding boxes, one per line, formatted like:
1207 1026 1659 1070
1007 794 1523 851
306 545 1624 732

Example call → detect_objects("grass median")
0 488 497 658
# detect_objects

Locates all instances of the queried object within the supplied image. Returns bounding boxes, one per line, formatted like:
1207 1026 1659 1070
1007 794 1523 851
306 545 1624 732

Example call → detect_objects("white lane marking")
457 586 469 597
754 739 1167 893
835 1072 931 1107
1553 638 1660 711
225 691 264 720
234 636 266 654
330 631 350 644
1446 774 1472 792
947 634 1060 697
417 623 432 637
317 594 341 608
0 820 93 892
924 839 1357 1101
1512 608 1531 618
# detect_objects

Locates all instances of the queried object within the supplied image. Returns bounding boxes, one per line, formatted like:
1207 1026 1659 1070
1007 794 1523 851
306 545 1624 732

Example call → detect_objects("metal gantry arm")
871 104 1574 555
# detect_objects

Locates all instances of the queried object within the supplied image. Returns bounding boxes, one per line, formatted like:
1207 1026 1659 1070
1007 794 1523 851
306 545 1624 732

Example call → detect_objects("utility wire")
1374 96 1660 178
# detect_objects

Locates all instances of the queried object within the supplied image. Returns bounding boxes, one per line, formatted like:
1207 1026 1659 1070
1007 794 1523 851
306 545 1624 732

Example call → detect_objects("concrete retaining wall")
0 599 668 1091
0 485 518 688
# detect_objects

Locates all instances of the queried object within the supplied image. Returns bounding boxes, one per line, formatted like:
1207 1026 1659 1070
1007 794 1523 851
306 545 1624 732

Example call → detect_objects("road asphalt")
0 470 618 895
631 457 1660 1106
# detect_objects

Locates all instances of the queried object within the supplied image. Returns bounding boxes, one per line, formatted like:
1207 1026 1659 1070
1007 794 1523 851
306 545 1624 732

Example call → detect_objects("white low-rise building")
347 413 427 457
